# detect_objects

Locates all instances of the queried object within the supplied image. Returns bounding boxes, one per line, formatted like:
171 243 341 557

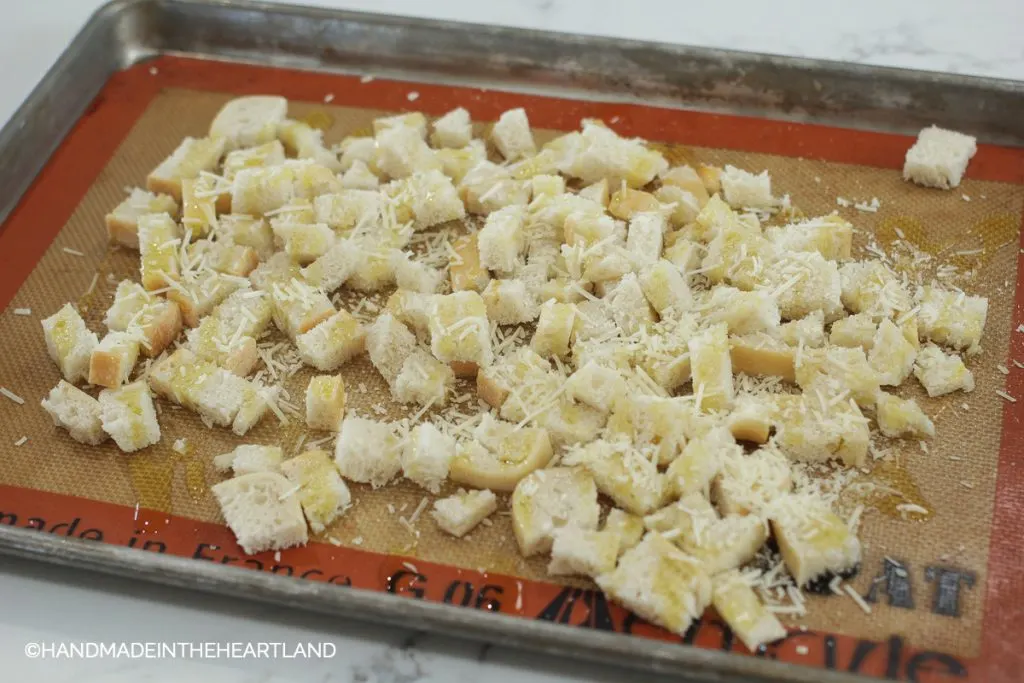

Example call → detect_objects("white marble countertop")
1 1 1022 681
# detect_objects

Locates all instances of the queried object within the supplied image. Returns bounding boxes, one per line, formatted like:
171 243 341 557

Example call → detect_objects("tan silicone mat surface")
0 86 1021 659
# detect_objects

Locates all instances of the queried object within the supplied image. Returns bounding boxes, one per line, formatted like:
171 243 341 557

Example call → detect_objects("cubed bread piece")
491 108 536 161
608 187 662 222
147 136 226 200
189 239 260 278
271 221 335 265
869 318 918 385
232 384 273 437
728 334 797 382
365 313 418 385
530 174 566 199
576 179 609 207
186 288 273 375
431 107 473 149
429 291 493 366
278 119 341 171
548 528 620 577
654 185 701 227
211 472 308 555
563 122 668 189
664 427 736 498
772 310 826 348
180 175 229 239
770 494 861 587
340 159 380 190
639 260 692 315
660 165 710 206
712 571 787 651
762 251 843 322
876 392 935 438
338 136 377 172
839 260 913 321
914 344 975 397
305 375 346 431
218 214 274 259
794 346 880 409
269 278 335 339
604 273 654 336
698 164 723 193
249 254 300 293
88 332 140 388
531 300 577 360
602 508 645 556
106 287 181 359
106 188 179 249
664 238 703 275
402 423 455 493
689 323 734 412
459 160 530 215
916 285 988 354
562 439 669 516
537 399 607 450
450 426 554 491
566 361 628 414
375 124 441 180
435 140 487 184
334 416 401 487
482 279 537 324
42 303 98 383
296 310 367 372
385 289 435 340
624 211 666 269
633 319 695 392
829 313 877 351
231 161 341 216
40 380 107 445
705 287 780 335
373 112 429 138
596 532 712 637
476 346 552 412
138 213 182 290
168 271 245 327
511 467 600 556
98 381 161 452
279 449 351 533
222 140 287 181
393 350 455 406
606 395 699 466
312 190 381 232
449 233 491 292
147 349 261 429
210 95 287 149
478 205 526 274
766 214 852 261
903 125 977 189
773 387 870 467
726 397 774 444
720 165 774 209
712 446 792 517
212 444 284 475
300 240 357 293
432 488 498 538
701 220 774 290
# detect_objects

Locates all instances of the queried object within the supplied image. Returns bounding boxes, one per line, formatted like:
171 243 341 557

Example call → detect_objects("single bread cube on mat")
432 488 498 538
660 165 710 207
385 289 435 340
712 446 792 517
459 160 530 215
188 239 260 278
639 260 692 315
876 392 935 439
104 282 182 359
147 136 226 201
365 313 419 385
373 112 429 139
431 107 473 149
338 136 377 172
530 174 566 199
596 532 712 637
720 165 774 209
402 423 456 494
168 271 246 328
654 184 700 227
305 375 346 431
88 332 140 389
279 449 351 533
301 240 357 293
375 124 441 180
476 346 551 411
704 286 780 336
645 496 768 574
770 494 861 587
429 291 493 367
902 125 977 189
181 175 230 239
491 108 536 161
450 233 492 292
278 119 341 171
436 141 488 185
269 278 336 339
106 188 179 249
829 313 877 351
186 288 273 375
664 427 736 498
566 361 627 414
271 221 335 265
40 380 107 446
394 350 455 407
762 250 843 322
869 318 918 386
98 381 161 452
602 508 644 556
562 121 668 189
221 140 287 181
604 274 654 337
625 211 666 269
231 162 341 217
334 416 402 488
689 322 733 412
385 169 466 231
482 279 537 325
548 528 620 578
913 344 975 397
211 471 308 555
42 303 98 384
726 397 775 445
478 205 526 274
531 300 576 360
511 467 600 556
390 251 444 294
138 213 182 291
794 346 880 409
313 189 382 232
712 571 787 652
916 284 988 355
296 310 367 372
212 444 284 476
209 95 287 150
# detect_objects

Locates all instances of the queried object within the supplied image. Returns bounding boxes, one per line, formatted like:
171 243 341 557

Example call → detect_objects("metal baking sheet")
1 2 1023 682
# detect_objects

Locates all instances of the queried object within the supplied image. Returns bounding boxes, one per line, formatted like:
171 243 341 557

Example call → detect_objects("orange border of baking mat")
3 55 1024 682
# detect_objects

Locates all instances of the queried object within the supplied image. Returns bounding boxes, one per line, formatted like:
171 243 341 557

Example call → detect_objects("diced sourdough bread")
429 291 494 367
712 571 787 651
720 165 774 209
548 528 620 577
41 380 107 445
511 467 600 556
211 471 309 555
279 449 351 533
602 508 645 557
491 108 536 161
402 423 456 494
98 381 161 452
147 136 226 201
334 416 401 487
212 444 284 476
209 95 288 149
913 344 975 397
903 125 977 190
105 188 179 249
305 375 346 431
42 303 98 384
432 488 498 537
875 392 935 439
431 107 473 149
88 331 141 388
296 310 367 371
769 494 861 587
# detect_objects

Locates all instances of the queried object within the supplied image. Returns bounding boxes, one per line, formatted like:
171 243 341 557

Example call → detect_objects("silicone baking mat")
1 55 1022 682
